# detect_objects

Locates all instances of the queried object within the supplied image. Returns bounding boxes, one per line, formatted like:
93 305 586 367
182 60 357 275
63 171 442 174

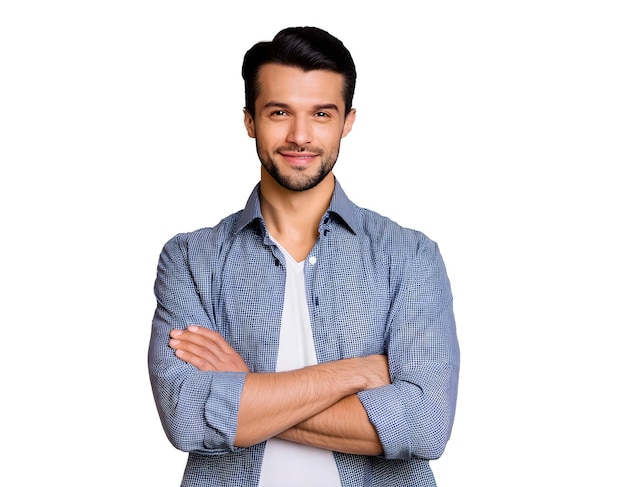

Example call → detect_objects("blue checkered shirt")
148 180 460 486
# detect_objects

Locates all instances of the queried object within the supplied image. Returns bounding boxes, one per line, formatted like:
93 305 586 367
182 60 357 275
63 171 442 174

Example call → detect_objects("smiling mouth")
278 148 320 166
280 151 317 158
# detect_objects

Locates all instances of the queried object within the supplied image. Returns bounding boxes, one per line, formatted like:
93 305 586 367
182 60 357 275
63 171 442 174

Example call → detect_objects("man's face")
244 64 356 192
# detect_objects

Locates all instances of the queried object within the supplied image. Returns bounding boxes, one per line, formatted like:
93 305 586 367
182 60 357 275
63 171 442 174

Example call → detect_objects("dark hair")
242 26 357 118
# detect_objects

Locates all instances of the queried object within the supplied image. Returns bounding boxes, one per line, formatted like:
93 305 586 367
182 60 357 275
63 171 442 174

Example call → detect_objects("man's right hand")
361 354 391 390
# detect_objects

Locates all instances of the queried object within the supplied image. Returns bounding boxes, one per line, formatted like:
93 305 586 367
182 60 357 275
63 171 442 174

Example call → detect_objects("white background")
1 1 624 485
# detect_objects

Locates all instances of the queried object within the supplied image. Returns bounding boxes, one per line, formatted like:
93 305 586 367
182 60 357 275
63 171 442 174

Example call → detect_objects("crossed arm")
169 325 390 455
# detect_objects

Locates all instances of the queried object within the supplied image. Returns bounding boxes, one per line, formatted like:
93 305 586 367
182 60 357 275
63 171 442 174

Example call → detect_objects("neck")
259 169 335 261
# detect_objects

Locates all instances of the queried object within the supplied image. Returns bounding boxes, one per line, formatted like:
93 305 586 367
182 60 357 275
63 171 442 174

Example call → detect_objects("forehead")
256 64 345 110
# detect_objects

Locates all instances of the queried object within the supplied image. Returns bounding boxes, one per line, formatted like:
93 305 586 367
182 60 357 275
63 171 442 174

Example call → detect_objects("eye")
314 111 330 118
270 110 287 117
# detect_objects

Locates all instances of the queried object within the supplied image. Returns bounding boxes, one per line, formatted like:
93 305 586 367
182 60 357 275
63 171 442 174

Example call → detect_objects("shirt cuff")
358 384 411 460
203 371 247 452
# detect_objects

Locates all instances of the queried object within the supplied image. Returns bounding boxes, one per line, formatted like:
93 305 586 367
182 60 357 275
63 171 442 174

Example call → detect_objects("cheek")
255 124 284 145
319 128 346 148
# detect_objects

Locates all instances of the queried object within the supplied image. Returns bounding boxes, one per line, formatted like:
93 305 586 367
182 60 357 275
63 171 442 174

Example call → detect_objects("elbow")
387 426 449 461
168 435 193 453
148 363 245 455
411 412 455 460
164 417 237 455
381 416 453 461
416 432 449 460
158 413 201 452
152 393 235 454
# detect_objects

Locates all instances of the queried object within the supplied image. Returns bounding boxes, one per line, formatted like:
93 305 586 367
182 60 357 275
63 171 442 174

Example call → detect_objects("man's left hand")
169 326 250 373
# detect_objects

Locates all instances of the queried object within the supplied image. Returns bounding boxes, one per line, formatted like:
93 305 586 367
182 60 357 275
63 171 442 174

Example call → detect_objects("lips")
281 151 317 157
279 150 319 165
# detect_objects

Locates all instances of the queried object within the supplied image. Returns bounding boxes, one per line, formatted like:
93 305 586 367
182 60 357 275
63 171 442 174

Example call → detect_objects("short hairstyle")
242 26 357 118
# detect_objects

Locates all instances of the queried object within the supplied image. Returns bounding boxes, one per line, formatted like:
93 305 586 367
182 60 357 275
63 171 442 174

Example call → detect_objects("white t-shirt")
257 241 342 487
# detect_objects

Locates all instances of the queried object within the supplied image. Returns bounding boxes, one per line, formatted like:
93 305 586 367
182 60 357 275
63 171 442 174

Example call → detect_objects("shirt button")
308 256 317 265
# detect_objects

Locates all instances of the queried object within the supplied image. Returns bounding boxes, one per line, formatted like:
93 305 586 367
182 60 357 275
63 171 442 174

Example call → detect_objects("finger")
169 328 249 372
169 336 219 362
171 326 224 347
187 326 231 347
174 343 249 373
169 327 218 352
173 348 218 372
186 326 242 357
169 333 226 371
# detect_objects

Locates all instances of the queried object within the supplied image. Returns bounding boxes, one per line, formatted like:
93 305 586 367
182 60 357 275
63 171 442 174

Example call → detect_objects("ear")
341 108 356 138
243 109 256 138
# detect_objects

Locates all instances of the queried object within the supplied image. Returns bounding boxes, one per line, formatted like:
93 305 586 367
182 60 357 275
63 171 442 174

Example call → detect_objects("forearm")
277 394 383 456
166 325 390 450
234 357 381 447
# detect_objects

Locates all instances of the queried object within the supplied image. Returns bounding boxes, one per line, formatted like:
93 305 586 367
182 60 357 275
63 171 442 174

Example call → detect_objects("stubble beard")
258 144 340 192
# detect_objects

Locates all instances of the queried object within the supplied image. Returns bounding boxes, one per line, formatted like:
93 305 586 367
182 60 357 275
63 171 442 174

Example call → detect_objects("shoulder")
161 210 244 256
354 205 438 258
353 207 451 295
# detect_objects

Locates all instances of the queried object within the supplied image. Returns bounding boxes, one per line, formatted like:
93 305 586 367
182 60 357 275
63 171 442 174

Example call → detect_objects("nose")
286 115 312 147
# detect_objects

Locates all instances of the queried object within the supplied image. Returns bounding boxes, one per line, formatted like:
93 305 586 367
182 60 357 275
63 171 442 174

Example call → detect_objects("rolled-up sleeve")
148 233 246 455
358 236 460 461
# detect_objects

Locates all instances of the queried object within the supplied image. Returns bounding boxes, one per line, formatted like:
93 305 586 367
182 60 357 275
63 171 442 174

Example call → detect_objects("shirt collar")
234 178 358 235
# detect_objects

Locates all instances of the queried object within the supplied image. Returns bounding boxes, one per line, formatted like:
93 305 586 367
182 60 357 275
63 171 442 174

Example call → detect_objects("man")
148 26 460 487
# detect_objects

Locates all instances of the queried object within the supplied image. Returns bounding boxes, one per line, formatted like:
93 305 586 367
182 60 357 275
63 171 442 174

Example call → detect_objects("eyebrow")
261 102 340 112
314 104 340 112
